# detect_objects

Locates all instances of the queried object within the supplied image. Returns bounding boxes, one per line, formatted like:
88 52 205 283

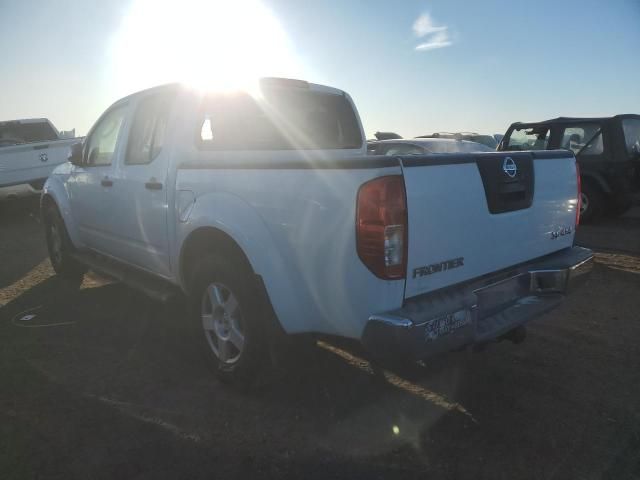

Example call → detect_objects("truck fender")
176 191 300 334
41 173 84 249
581 171 611 194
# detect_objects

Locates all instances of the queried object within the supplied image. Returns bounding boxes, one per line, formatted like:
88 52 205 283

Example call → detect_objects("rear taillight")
575 162 581 227
356 176 407 279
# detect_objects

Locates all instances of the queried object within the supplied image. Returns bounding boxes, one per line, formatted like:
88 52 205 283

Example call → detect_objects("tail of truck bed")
398 150 579 299
1 119 77 188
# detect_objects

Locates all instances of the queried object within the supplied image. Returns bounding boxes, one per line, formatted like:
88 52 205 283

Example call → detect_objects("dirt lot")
1 198 639 480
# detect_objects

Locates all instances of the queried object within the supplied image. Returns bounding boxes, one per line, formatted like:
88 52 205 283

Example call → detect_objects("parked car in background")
42 79 591 385
417 132 499 149
499 115 640 222
372 131 403 140
368 138 495 155
0 118 78 201
59 129 77 139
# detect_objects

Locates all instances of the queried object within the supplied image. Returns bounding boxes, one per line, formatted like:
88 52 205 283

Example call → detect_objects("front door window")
85 105 127 166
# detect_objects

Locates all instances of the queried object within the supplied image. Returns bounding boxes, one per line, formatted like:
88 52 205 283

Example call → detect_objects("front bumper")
362 246 593 360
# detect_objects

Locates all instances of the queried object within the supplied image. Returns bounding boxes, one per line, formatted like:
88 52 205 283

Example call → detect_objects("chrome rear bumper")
362 246 593 360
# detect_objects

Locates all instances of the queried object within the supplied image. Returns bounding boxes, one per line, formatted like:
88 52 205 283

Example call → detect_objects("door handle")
145 180 163 190
101 178 113 187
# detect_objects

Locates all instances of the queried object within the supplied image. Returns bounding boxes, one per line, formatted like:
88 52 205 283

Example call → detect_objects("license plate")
424 310 471 342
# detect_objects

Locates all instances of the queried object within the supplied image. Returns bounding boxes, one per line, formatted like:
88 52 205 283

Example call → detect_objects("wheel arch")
41 178 83 248
174 191 308 335
179 226 254 292
178 225 291 337
581 171 611 194
41 191 57 211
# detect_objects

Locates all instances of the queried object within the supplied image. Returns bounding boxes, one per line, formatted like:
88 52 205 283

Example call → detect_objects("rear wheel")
43 203 85 285
579 180 605 223
188 255 270 387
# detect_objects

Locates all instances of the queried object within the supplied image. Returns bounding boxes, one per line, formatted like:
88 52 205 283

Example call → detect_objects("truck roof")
0 118 52 125
512 114 640 126
116 78 347 104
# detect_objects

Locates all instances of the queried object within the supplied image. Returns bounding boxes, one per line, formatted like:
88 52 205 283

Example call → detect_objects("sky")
1 0 639 138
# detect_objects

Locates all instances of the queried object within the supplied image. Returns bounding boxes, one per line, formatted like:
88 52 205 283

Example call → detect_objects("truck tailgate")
401 151 578 299
0 140 73 187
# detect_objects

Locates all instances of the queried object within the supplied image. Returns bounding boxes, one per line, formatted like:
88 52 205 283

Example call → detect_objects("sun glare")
109 0 301 97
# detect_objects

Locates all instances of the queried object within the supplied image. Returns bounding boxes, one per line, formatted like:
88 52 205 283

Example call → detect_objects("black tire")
580 180 605 224
188 254 272 387
43 203 86 285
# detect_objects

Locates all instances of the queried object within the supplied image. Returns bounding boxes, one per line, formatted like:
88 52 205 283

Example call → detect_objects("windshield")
504 126 550 151
198 89 363 150
0 121 58 146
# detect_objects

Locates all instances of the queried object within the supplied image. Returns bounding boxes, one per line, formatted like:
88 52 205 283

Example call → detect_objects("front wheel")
188 255 270 387
43 203 85 285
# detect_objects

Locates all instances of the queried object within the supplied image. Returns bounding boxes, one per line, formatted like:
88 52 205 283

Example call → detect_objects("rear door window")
560 123 603 155
622 119 640 156
505 127 550 151
197 89 362 150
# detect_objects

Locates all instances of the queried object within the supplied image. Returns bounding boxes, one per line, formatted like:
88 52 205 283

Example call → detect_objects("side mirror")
68 142 83 166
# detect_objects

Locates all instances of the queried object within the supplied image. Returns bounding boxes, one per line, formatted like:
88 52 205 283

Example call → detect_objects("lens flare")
109 0 302 97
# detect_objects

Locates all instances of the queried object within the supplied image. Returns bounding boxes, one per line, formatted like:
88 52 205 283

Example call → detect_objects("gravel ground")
1 198 639 480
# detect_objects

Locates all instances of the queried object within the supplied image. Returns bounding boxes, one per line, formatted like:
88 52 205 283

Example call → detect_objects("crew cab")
0 118 78 201
42 79 592 384
499 115 640 222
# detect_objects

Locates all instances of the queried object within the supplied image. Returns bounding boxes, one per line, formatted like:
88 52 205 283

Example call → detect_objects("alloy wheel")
580 192 589 215
201 282 245 365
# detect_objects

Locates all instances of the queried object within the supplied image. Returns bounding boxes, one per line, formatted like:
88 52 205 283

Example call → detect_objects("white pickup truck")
0 118 78 201
42 79 593 384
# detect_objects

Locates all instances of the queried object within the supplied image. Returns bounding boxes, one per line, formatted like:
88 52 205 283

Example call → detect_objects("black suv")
499 115 640 222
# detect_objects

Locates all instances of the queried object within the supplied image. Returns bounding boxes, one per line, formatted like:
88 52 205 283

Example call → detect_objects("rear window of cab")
197 89 363 150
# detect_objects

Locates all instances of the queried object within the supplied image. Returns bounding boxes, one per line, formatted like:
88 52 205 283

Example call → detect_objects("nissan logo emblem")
502 157 517 178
